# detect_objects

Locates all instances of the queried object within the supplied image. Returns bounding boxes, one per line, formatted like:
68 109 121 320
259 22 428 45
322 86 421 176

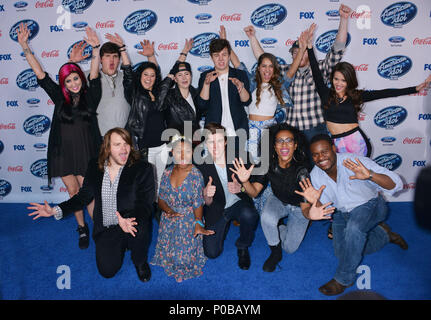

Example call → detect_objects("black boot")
77 223 89 250
262 242 282 272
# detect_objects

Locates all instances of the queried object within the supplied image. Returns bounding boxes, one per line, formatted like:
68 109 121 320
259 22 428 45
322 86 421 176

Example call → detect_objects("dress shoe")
319 279 353 296
135 262 151 282
237 248 250 270
77 223 89 250
379 222 408 250
262 243 282 272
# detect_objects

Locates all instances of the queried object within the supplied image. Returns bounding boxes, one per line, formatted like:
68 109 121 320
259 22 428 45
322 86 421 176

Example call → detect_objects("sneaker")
77 223 89 249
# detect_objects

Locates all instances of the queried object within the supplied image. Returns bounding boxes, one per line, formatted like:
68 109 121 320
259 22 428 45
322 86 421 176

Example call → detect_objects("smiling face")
140 67 156 90
311 140 337 174
274 130 297 166
172 141 193 167
64 72 82 94
258 57 274 83
332 71 347 97
108 132 131 167
210 47 229 72
174 70 192 90
101 52 120 76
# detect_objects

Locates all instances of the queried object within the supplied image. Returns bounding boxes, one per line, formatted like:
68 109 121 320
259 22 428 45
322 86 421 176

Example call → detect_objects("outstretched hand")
342 158 371 180
308 201 335 220
193 224 215 237
229 158 254 183
17 22 30 47
69 41 89 63
295 178 325 204
416 74 431 92
138 39 155 57
27 201 55 220
84 26 100 48
105 32 124 47
116 211 138 237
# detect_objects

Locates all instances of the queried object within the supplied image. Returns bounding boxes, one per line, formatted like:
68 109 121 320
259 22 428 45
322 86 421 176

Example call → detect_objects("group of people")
24 3 431 296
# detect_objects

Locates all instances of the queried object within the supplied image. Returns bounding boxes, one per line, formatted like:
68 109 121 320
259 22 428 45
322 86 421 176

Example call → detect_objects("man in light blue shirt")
297 134 408 296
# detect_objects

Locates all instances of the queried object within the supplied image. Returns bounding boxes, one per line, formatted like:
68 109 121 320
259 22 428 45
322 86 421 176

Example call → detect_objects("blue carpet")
1 202 430 300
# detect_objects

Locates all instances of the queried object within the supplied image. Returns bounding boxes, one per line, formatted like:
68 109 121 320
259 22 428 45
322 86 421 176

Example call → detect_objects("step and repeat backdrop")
0 0 430 203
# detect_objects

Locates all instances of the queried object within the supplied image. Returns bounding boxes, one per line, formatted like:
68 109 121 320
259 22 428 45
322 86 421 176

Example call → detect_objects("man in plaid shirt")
245 4 352 144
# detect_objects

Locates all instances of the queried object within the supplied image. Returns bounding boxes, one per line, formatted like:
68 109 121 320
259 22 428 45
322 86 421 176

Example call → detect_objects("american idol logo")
374 106 407 129
251 3 287 29
23 115 51 136
389 36 405 43
30 159 48 178
380 2 417 28
0 180 12 199
190 32 219 58
315 30 351 53
72 21 88 29
377 55 412 79
198 65 213 73
123 10 158 35
27 98 40 105
261 38 278 45
10 19 39 42
381 136 396 143
326 10 340 17
188 0 213 4
14 1 28 8
374 153 402 171
0 140 4 154
61 0 94 14
195 13 212 21
16 69 39 91
67 40 93 62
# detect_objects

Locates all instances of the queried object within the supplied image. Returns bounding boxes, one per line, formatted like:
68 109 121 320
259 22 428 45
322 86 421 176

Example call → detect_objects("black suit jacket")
196 154 254 227
196 67 251 135
58 158 155 240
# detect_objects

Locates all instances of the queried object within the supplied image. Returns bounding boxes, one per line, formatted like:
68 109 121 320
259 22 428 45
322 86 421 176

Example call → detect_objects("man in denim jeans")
300 134 408 296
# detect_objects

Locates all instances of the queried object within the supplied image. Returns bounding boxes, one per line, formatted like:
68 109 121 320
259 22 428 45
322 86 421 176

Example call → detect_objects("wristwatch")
240 186 246 193
367 170 374 180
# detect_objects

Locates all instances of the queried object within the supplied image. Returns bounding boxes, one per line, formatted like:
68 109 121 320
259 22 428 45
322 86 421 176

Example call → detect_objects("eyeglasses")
275 137 294 145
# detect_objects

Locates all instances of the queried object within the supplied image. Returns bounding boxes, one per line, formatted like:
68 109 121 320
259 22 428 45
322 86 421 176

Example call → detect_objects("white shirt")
185 92 196 114
218 72 236 137
249 83 278 117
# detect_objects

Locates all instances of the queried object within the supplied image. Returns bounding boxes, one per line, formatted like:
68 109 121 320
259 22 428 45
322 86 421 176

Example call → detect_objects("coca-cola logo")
350 10 371 19
190 32 219 58
354 64 369 71
380 2 417 28
8 166 23 172
374 106 407 129
403 137 423 144
35 0 53 8
413 37 431 45
377 55 412 80
0 123 16 130
41 50 59 58
62 0 94 14
30 159 48 178
96 20 115 29
403 183 416 190
123 9 158 35
374 153 402 171
16 69 39 91
23 115 51 136
221 13 241 22
250 3 287 29
315 30 351 53
0 78 8 85
285 39 295 46
158 42 178 50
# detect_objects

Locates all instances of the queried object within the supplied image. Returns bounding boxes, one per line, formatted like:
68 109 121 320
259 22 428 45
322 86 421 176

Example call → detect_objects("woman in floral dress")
151 136 214 282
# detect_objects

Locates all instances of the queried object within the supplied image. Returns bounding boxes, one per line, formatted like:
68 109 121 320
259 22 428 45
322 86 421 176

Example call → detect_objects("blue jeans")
261 195 309 253
332 196 390 286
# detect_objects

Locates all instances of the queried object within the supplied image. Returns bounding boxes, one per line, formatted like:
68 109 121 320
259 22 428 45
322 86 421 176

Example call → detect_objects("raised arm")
105 32 131 66
177 38 193 63
335 4 351 45
138 39 158 66
219 25 240 68
17 22 45 80
244 25 264 60
84 27 101 80
285 26 310 79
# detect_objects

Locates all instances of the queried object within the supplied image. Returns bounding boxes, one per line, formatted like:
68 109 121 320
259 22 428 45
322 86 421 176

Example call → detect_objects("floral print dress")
151 165 207 282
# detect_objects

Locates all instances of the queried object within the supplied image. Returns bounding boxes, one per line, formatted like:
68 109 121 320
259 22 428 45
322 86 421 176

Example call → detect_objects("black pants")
95 221 150 278
203 199 259 259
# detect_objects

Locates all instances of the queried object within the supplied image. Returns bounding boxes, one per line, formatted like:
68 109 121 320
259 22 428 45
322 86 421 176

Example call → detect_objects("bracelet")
367 170 374 181
119 48 127 52
180 52 187 56
194 220 205 228
119 44 126 49
93 44 101 49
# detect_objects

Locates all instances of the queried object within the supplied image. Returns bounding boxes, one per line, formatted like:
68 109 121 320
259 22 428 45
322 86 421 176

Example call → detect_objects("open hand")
28 201 55 220
343 158 371 180
84 26 100 48
308 201 335 220
295 178 325 204
193 223 215 237
416 74 431 92
229 157 254 183
116 211 138 237
69 41 89 63
229 77 245 94
105 32 124 47
17 22 30 47
138 39 155 57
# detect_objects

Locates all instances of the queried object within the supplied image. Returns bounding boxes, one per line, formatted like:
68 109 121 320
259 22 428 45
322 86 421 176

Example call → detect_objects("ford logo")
72 21 88 29
134 43 143 50
195 13 212 21
315 30 351 53
374 106 407 129
250 3 287 29
10 19 39 42
326 10 340 17
30 159 48 179
261 37 278 45
190 32 219 58
188 0 213 4
34 143 47 149
373 153 402 171
14 1 28 8
380 2 417 28
0 140 4 154
40 185 53 191
61 0 94 14
197 65 213 73
388 36 405 43
16 69 39 91
381 136 397 143
123 9 158 35
27 98 41 105
23 115 51 136
0 180 12 199
67 40 93 61
377 55 412 80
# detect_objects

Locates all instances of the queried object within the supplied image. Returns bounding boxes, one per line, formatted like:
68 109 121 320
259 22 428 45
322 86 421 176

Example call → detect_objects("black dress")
37 73 102 183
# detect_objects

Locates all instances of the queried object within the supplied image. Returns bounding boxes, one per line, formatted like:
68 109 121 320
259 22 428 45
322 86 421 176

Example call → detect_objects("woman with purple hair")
17 23 102 249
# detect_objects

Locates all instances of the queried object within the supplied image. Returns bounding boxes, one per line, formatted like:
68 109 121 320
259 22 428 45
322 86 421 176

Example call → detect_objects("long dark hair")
327 62 364 113
255 53 284 107
135 61 162 95
268 123 308 170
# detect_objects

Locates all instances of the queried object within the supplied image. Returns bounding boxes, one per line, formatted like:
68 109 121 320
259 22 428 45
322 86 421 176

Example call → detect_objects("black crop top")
307 47 417 124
